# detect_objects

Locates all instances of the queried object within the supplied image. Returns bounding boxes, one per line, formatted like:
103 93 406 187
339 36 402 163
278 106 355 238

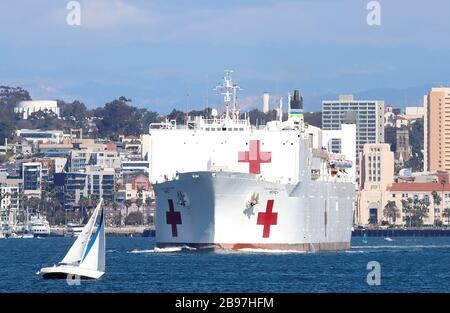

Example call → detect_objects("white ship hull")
155 171 355 252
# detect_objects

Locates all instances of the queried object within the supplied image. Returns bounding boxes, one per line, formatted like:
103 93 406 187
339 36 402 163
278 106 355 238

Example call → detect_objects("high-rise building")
424 87 450 172
322 95 384 155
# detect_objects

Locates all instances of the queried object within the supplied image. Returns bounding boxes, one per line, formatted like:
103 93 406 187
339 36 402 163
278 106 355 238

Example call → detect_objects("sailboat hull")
39 265 104 280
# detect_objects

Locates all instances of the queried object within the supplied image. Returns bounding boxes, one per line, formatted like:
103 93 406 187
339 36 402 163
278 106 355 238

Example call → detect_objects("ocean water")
1 236 450 292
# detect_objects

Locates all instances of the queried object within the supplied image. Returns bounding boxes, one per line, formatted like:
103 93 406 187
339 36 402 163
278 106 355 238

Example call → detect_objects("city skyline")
1 0 450 112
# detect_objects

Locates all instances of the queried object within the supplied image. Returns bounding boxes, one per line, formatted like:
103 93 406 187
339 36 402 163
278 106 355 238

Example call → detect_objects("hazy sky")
1 0 450 112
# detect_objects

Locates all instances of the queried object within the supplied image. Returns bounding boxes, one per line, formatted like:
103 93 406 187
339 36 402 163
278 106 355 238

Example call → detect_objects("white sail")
79 207 105 272
60 199 103 265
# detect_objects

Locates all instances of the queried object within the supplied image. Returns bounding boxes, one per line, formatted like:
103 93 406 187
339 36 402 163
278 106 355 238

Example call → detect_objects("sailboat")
38 199 105 280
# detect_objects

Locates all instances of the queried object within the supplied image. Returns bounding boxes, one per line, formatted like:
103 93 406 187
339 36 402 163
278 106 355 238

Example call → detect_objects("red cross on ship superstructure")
238 140 272 174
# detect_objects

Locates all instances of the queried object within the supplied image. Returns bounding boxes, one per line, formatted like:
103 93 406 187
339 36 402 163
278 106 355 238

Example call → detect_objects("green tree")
0 120 16 145
404 118 424 172
26 110 64 130
443 208 450 226
383 200 400 225
125 211 143 225
402 197 431 227
402 198 414 227
303 112 322 128
23 196 40 213
167 108 186 125
79 196 90 224
431 191 442 226
243 109 278 126
384 126 397 152
123 200 132 225
93 97 158 138
136 198 143 210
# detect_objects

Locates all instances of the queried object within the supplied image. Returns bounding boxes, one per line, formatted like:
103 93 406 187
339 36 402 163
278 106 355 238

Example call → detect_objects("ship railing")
319 174 354 183
149 120 176 130
200 118 249 126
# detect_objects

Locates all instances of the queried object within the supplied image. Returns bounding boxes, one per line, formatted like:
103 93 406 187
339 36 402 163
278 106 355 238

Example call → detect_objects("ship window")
239 128 244 131
205 128 210 131
227 128 232 131
234 128 238 131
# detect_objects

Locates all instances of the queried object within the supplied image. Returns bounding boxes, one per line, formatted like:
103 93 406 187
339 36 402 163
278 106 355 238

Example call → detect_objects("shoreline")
49 226 155 237
352 228 450 237
43 227 450 238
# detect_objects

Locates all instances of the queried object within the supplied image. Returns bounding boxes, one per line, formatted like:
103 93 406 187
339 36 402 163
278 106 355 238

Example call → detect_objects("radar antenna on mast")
214 70 241 120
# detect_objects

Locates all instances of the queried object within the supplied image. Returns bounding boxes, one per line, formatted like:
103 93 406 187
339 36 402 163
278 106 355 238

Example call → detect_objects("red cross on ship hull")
238 140 272 174
166 199 182 237
257 200 278 238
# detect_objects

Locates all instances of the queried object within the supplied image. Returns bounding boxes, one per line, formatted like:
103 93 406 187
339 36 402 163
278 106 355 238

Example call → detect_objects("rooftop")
389 182 450 192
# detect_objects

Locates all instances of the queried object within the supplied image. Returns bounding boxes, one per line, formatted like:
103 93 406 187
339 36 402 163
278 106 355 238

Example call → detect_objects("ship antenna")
232 81 242 120
214 70 238 120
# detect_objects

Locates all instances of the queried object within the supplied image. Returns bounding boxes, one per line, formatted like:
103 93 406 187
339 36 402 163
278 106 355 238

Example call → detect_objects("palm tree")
402 198 413 228
24 196 40 213
412 198 429 227
79 196 90 224
404 198 430 228
124 199 132 225
443 208 450 226
136 198 143 211
383 200 400 225
431 191 442 225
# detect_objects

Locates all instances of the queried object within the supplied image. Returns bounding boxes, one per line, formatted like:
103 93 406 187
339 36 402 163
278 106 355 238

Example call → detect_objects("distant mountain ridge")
2 83 437 114
303 85 434 112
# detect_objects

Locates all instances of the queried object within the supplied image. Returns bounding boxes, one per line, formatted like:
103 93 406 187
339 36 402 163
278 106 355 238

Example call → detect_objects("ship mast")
214 70 241 120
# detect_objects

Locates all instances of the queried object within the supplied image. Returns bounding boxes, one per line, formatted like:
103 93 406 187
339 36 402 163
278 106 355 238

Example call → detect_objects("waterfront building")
387 180 450 226
357 143 394 225
322 94 384 156
424 87 450 172
120 159 150 180
21 162 42 198
118 135 143 160
69 147 119 173
359 167 450 226
0 173 23 229
54 166 115 207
